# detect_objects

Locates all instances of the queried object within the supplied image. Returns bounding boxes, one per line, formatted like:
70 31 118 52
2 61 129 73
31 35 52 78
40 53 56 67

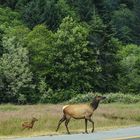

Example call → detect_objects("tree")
133 0 140 45
111 4 135 44
25 25 53 80
0 7 22 30
0 37 34 103
4 25 30 43
66 0 95 22
0 0 18 9
45 16 100 92
21 0 77 30
0 7 22 56
118 44 140 93
88 14 120 92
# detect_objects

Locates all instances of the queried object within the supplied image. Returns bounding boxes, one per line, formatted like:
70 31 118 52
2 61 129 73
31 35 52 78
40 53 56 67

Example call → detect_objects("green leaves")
111 4 135 43
25 25 53 78
118 44 140 93
0 0 140 104
0 7 23 56
21 0 77 30
0 7 22 32
0 37 34 103
44 16 99 92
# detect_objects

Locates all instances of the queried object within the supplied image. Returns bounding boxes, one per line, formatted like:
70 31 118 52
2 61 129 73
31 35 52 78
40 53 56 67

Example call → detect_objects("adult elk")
56 95 106 134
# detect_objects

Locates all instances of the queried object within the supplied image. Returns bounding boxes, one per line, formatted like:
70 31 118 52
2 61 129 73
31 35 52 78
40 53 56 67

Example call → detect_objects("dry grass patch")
0 103 140 137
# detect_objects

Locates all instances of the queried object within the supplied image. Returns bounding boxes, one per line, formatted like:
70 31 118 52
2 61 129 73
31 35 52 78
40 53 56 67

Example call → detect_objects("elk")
56 95 106 134
22 117 38 130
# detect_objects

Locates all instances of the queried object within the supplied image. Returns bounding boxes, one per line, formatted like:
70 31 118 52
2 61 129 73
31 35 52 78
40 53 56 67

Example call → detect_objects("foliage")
68 92 140 104
0 0 140 104
0 7 23 56
0 37 34 103
66 0 95 22
20 0 77 30
103 93 140 103
25 25 53 79
0 7 22 31
133 0 140 44
45 16 100 92
68 92 101 103
4 25 30 43
40 89 76 104
117 44 140 93
111 4 135 43
88 14 120 92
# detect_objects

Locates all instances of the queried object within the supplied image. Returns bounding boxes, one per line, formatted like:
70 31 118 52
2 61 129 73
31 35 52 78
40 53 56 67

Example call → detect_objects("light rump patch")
62 105 70 111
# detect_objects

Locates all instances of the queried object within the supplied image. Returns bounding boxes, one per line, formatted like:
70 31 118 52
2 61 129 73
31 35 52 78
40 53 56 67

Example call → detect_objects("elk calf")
22 117 38 130
56 96 106 134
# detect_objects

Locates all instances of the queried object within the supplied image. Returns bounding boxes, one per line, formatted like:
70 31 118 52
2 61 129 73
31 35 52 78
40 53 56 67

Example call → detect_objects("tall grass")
0 103 140 138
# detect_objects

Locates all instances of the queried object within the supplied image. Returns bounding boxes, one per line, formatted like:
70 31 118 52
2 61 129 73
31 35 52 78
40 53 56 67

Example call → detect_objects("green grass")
0 104 20 112
0 103 140 138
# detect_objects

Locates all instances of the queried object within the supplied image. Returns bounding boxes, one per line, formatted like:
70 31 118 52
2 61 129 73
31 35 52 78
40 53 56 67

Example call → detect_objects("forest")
0 0 140 104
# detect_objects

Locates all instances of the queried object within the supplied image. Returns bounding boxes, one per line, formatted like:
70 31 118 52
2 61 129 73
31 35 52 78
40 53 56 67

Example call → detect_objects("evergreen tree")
21 0 76 30
111 4 135 44
133 0 140 45
88 14 120 92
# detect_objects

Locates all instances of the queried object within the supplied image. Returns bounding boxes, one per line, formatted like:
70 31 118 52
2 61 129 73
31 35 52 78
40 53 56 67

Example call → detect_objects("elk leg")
56 115 66 132
88 118 94 132
65 119 70 134
85 119 88 133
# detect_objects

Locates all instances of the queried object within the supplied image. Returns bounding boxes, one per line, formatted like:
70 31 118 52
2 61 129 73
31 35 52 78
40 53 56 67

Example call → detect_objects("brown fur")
56 96 106 134
22 117 38 130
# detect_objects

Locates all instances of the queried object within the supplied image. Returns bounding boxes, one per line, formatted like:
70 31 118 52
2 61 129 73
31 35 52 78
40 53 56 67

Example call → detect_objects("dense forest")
0 0 140 104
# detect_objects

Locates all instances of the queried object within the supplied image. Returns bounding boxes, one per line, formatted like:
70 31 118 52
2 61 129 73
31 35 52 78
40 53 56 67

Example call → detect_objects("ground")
14 126 140 140
0 103 140 139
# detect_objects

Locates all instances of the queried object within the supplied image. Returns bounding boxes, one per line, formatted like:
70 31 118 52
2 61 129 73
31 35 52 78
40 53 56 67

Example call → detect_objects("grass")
0 103 140 138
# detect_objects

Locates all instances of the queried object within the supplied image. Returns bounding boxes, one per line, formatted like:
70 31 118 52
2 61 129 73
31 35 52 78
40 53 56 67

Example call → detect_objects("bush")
39 89 77 104
103 93 140 103
17 94 27 105
68 92 140 104
68 92 101 103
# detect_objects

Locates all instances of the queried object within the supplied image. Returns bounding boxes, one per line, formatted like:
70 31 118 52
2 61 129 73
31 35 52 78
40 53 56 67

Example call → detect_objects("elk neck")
90 98 100 110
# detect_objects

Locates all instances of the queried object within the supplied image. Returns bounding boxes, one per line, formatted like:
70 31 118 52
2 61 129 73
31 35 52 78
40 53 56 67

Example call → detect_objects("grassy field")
0 103 140 138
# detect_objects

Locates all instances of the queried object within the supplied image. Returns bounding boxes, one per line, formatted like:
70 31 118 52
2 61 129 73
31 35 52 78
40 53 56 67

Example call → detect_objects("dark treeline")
0 0 140 104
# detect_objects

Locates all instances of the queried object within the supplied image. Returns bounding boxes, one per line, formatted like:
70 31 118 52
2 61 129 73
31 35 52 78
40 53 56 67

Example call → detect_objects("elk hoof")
67 132 70 134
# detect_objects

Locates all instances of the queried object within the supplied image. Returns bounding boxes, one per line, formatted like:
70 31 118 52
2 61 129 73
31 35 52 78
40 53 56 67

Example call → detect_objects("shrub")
104 93 140 103
39 89 77 104
68 92 101 103
68 92 140 104
17 94 27 105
